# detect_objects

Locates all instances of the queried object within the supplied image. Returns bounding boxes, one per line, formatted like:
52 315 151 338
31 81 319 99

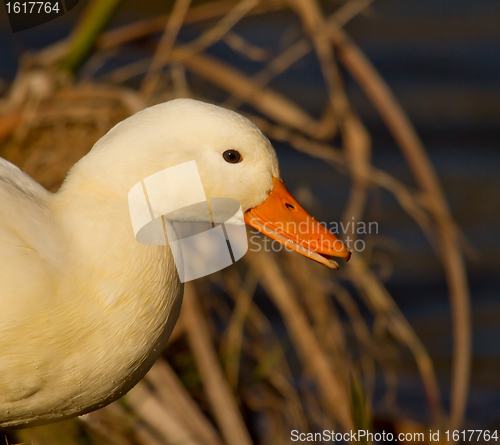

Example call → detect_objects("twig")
145 359 223 445
288 0 350 123
59 0 123 72
223 31 272 61
332 0 373 25
220 269 259 389
224 0 372 114
126 381 202 445
169 47 329 138
285 254 348 361
246 251 354 431
348 254 444 423
221 268 310 434
141 0 192 97
176 0 260 61
327 21 471 429
97 0 286 50
288 0 372 240
183 282 254 445
243 114 444 420
245 113 440 255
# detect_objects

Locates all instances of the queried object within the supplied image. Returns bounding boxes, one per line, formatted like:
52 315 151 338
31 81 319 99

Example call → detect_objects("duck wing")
0 156 65 309
0 158 68 421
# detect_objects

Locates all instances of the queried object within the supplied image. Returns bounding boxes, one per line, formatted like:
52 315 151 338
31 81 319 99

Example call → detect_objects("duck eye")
223 150 242 164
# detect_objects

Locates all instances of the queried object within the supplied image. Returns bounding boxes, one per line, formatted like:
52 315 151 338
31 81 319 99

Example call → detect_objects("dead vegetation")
0 0 471 443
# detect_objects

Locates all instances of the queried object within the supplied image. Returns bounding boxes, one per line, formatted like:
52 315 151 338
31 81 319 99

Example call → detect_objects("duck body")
0 156 182 428
0 98 349 429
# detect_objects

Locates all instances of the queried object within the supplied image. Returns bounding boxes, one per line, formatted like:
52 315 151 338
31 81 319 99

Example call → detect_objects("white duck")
0 99 350 429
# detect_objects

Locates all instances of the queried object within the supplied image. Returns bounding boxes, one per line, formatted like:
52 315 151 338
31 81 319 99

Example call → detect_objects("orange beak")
244 177 351 269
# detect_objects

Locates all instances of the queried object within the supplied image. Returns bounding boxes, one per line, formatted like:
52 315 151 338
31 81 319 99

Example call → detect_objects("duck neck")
52 174 182 384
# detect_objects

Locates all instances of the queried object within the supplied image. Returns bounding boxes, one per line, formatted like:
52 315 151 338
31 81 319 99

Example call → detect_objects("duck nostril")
285 203 295 210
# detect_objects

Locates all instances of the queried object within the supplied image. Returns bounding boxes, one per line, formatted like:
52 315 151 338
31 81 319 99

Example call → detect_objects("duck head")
72 98 350 268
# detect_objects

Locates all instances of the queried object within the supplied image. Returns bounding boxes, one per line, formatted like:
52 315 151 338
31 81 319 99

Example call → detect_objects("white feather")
0 99 280 428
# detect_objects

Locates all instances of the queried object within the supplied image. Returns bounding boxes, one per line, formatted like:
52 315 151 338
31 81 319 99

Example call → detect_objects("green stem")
59 0 123 73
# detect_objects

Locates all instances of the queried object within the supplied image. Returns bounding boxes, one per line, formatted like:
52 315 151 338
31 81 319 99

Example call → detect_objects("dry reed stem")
221 270 297 376
131 423 165 445
220 272 276 340
1 0 467 435
223 37 310 103
97 0 286 50
223 32 272 61
349 254 444 422
289 0 372 246
263 372 309 434
224 0 372 118
297 151 441 419
126 381 202 445
145 359 223 445
340 114 371 235
246 113 439 253
168 47 328 138
285 254 348 362
331 0 373 26
183 283 253 445
288 0 350 121
95 7 339 139
78 403 148 445
222 38 338 142
244 114 443 419
141 0 192 97
220 269 310 434
127 0 261 95
175 0 260 62
326 22 471 429
327 282 378 406
246 251 354 431
170 63 192 98
103 51 328 137
327 281 374 354
0 113 22 144
220 269 259 389
109 403 164 445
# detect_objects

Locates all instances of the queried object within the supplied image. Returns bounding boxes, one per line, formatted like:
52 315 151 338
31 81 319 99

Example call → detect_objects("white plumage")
0 99 281 428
